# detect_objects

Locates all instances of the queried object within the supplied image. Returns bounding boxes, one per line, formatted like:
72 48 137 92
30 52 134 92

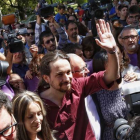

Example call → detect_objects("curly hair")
29 54 44 76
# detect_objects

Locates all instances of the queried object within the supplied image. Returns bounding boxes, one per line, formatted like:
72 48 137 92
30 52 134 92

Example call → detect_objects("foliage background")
0 0 87 20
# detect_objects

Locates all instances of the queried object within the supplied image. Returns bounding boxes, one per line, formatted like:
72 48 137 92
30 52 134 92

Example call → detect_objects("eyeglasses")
121 35 138 40
45 38 55 44
26 32 35 36
0 115 17 137
72 64 87 73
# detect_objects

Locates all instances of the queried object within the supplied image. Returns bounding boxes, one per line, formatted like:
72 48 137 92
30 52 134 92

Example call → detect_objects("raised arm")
95 19 119 85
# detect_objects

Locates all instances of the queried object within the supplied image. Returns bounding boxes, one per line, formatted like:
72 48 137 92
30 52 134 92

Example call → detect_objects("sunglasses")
26 32 35 36
45 38 55 44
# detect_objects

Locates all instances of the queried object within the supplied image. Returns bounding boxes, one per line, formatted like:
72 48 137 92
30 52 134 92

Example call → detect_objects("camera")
113 81 140 140
38 0 54 18
0 61 9 86
4 32 24 53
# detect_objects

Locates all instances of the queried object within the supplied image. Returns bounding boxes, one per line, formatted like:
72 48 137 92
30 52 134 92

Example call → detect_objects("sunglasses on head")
45 38 55 44
26 32 35 36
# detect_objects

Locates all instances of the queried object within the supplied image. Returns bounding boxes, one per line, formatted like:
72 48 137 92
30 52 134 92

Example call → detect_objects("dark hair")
77 22 88 36
92 50 108 72
27 27 34 31
0 91 12 115
118 4 128 11
40 50 70 76
58 4 65 10
65 20 78 30
77 5 81 8
128 5 140 14
82 36 100 58
62 43 82 54
39 31 54 45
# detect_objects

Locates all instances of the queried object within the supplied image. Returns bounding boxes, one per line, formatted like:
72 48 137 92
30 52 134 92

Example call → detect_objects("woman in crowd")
92 50 127 140
25 54 44 92
12 51 29 79
12 90 55 140
81 36 100 75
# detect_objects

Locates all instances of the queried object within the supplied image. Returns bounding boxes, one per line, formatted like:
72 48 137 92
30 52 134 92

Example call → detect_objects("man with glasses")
120 26 140 67
39 31 56 54
126 5 140 26
0 91 17 140
25 27 38 64
67 54 104 140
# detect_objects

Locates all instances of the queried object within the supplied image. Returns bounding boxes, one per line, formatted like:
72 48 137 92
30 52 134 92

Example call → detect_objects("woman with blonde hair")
12 91 54 140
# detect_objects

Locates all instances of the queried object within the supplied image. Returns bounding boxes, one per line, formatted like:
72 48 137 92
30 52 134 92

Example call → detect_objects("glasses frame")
45 38 55 44
121 35 138 40
72 64 87 73
0 114 17 137
26 32 35 36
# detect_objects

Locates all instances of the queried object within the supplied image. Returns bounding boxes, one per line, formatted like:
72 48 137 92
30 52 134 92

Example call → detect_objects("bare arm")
95 19 119 85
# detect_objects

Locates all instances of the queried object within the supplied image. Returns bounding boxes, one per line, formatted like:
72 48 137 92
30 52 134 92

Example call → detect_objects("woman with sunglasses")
12 90 55 140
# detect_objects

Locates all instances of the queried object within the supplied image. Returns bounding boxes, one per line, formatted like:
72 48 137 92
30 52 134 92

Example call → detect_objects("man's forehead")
68 23 77 29
129 13 140 16
122 28 138 35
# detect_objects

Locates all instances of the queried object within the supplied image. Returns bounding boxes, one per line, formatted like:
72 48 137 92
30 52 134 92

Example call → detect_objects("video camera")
37 0 54 18
113 81 140 140
3 30 24 53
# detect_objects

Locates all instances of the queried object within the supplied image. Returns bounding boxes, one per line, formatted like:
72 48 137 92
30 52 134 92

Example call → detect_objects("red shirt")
41 71 110 140
78 9 85 22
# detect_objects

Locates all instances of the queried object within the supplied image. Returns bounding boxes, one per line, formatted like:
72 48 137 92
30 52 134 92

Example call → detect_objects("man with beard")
120 26 140 67
39 20 119 140
38 31 56 54
0 91 17 140
47 16 85 50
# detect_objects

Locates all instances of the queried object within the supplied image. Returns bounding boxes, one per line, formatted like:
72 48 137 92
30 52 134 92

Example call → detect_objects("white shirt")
85 95 101 140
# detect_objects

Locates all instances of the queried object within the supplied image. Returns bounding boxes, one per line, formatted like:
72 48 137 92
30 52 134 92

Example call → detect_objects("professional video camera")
37 0 54 18
3 31 24 53
113 81 140 140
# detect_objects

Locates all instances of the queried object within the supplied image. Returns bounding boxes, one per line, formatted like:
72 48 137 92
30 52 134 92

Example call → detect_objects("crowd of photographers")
0 0 140 140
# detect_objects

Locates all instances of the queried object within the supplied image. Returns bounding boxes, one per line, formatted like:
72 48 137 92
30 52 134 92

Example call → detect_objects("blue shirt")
12 64 29 79
55 13 67 25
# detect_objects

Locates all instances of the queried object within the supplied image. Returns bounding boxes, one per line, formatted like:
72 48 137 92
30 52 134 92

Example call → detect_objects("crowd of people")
0 0 140 140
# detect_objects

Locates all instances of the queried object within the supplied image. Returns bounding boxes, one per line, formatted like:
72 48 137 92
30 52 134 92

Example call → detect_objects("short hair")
62 43 82 54
12 91 53 140
58 4 65 10
120 26 138 38
128 5 140 14
39 31 54 45
118 4 128 11
40 50 70 76
65 20 78 30
0 91 12 115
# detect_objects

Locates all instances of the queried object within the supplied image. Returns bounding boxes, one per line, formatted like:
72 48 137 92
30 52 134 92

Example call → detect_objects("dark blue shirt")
12 64 29 79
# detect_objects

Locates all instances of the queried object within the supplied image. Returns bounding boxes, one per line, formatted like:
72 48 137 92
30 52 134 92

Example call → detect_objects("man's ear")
43 75 50 83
